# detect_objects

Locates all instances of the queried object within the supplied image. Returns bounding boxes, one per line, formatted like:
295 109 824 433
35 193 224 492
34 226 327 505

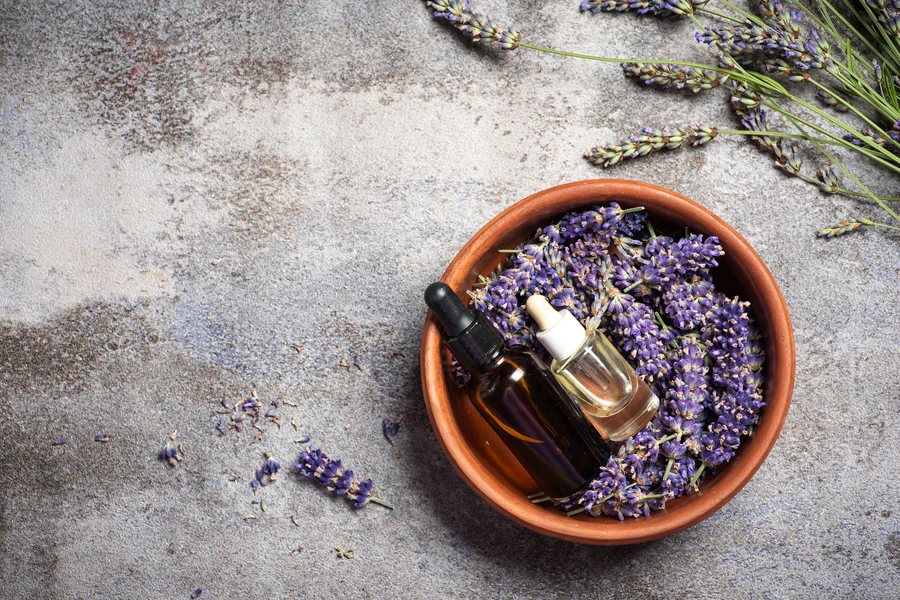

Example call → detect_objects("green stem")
663 458 675 482
566 506 586 516
531 496 552 504
718 129 844 146
810 74 900 144
816 0 897 70
760 98 900 175
871 222 900 231
834 189 900 201
786 116 900 223
696 6 744 23
370 497 395 510
620 206 645 214
689 463 706 490
713 0 767 26
519 43 752 81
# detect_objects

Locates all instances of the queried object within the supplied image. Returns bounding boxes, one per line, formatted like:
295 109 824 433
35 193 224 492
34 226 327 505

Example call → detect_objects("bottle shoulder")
474 348 557 396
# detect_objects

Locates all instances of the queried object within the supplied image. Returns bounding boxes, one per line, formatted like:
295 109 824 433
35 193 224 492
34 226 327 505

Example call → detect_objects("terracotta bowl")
420 179 794 545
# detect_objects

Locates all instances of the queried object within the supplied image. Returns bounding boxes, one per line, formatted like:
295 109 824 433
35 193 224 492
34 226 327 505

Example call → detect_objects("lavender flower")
816 217 877 237
698 22 813 80
816 164 842 193
616 209 649 237
580 0 709 17
663 275 716 330
585 125 718 167
294 445 393 509
759 0 803 37
428 0 521 49
622 62 729 92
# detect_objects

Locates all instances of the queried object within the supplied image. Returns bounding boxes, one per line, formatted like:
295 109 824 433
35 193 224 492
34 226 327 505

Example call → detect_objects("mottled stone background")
1 1 898 598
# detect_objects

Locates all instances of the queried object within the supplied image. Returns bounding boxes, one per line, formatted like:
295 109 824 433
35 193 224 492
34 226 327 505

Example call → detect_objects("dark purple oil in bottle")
470 347 607 500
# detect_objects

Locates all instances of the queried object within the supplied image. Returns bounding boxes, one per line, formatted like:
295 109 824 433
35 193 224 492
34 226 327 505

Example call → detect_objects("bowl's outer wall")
420 180 796 545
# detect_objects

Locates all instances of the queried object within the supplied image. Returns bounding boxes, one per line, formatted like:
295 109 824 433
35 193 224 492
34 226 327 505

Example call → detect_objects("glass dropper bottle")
525 294 659 442
425 282 608 501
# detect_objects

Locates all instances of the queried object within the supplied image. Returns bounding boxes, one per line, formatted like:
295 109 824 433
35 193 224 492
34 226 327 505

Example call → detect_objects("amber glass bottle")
425 283 608 501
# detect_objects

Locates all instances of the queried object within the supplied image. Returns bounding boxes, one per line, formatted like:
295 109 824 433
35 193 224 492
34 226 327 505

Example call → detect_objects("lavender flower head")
428 0 521 49
294 445 393 509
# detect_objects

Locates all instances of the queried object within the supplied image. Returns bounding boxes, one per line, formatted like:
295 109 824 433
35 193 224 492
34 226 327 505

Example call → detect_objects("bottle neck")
468 346 506 374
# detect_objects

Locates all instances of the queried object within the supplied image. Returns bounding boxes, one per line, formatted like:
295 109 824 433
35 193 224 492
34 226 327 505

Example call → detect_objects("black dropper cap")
425 282 505 370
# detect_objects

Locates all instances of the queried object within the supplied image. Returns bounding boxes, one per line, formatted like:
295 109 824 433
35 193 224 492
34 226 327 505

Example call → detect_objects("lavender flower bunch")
464 204 765 520
294 445 394 509
422 0 900 237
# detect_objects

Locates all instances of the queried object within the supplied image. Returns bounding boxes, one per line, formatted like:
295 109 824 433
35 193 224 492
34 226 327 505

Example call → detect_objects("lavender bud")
816 217 876 237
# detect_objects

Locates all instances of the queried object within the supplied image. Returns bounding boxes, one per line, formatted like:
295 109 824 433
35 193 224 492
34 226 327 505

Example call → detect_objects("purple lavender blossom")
580 0 709 18
585 125 718 167
428 0 521 49
622 62 729 93
294 445 393 509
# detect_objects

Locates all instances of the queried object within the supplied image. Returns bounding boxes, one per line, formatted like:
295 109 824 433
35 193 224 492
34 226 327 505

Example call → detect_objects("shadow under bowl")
420 179 795 545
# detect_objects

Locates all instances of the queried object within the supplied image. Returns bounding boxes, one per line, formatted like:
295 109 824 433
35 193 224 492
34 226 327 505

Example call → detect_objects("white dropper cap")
525 295 587 362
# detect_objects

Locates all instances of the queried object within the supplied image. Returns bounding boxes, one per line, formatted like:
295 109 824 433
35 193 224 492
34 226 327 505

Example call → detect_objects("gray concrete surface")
1 1 899 598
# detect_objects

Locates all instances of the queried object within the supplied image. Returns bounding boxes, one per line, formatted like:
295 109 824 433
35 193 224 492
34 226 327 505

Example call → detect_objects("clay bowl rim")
420 179 795 545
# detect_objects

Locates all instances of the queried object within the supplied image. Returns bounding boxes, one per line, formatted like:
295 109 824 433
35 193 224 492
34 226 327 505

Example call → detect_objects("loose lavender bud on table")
252 457 281 489
382 417 402 445
159 441 184 467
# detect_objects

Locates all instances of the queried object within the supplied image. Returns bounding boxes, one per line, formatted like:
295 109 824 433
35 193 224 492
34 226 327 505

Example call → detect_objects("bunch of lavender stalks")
424 0 900 238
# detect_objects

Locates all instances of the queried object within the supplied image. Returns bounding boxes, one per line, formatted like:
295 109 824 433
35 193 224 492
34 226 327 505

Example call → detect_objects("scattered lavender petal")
382 417 402 445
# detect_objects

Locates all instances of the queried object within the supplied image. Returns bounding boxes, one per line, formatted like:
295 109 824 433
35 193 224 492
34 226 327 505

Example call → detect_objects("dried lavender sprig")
427 0 521 49
585 125 718 167
623 62 730 92
294 445 394 509
580 0 710 18
814 217 900 236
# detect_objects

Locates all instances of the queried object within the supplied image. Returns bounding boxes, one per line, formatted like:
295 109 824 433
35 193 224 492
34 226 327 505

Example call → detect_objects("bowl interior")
421 180 794 544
